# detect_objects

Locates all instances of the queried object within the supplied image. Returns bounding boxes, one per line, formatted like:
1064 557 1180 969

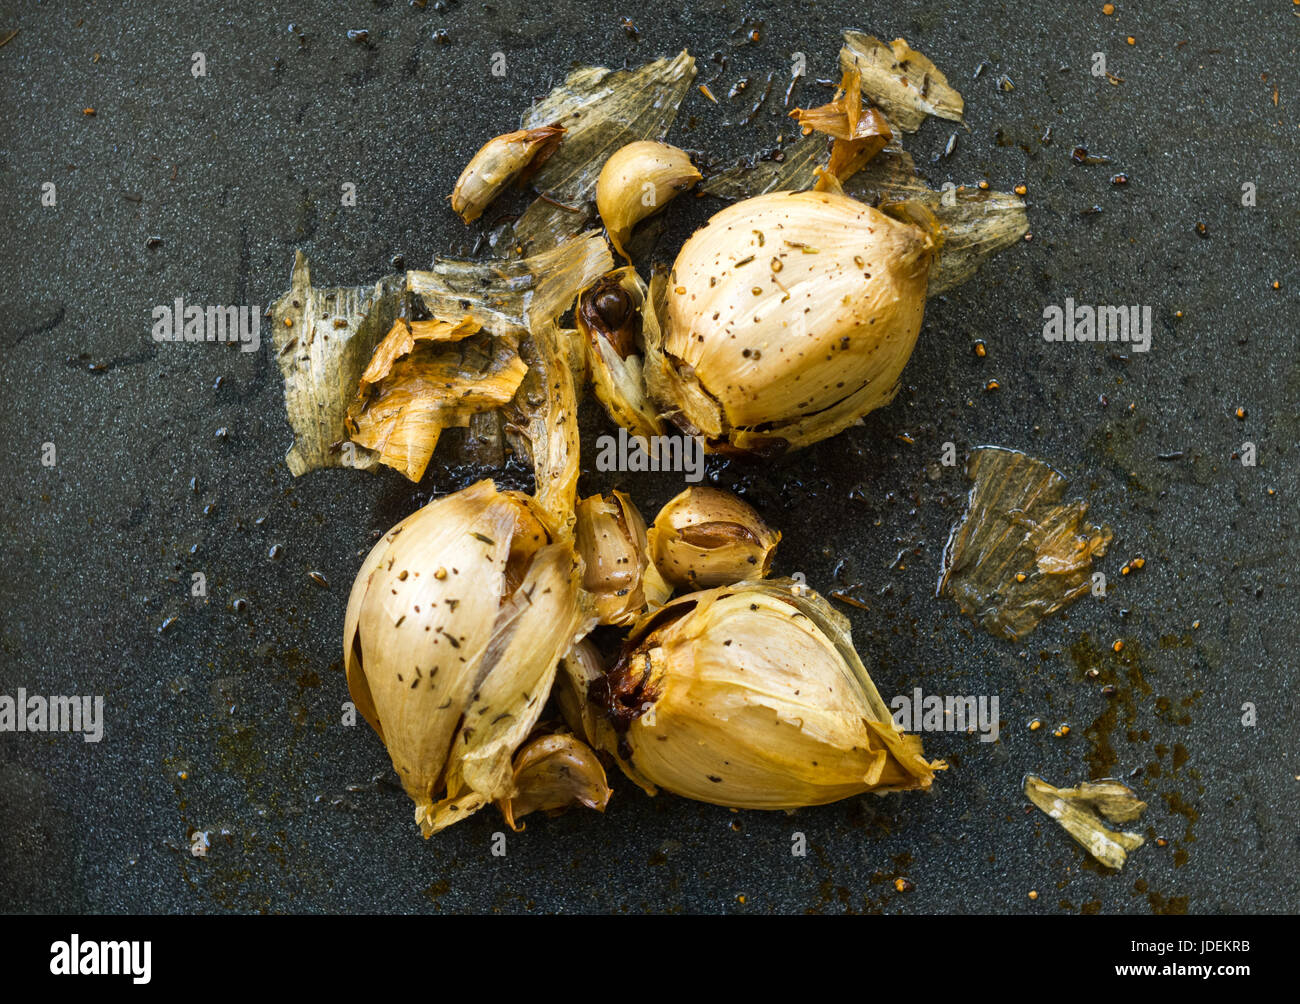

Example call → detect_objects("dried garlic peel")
270 251 402 475
345 317 527 483
1025 774 1146 870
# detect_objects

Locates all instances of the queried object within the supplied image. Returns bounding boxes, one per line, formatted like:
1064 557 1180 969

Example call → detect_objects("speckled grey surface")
1 1 1296 915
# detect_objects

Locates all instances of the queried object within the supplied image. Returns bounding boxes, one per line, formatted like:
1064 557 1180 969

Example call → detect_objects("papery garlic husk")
586 578 940 809
575 490 670 625
575 267 664 441
647 486 779 591
596 141 701 260
343 479 592 836
450 124 565 224
497 731 612 831
789 64 893 191
646 189 935 455
346 316 527 482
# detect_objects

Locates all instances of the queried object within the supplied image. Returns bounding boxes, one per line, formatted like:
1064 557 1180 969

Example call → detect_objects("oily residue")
938 447 1113 640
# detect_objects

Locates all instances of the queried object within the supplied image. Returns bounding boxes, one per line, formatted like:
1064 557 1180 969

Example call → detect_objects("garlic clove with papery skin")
343 479 592 836
647 486 779 591
646 189 935 455
596 140 701 260
587 578 940 809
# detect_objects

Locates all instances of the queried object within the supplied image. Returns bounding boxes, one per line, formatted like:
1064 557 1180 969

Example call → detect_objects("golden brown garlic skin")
647 486 780 591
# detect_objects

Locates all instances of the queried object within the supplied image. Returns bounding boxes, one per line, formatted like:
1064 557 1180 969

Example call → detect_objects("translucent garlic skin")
653 190 934 453
593 579 939 809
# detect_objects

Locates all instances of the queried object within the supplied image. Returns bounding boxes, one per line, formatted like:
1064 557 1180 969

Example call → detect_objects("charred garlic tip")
596 140 701 260
648 189 935 454
647 486 780 591
450 124 565 224
588 579 938 809
575 490 670 626
342 480 590 837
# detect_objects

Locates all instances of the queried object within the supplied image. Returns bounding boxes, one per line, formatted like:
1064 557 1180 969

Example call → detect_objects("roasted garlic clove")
575 267 664 440
344 480 591 837
450 124 565 224
647 487 779 591
586 579 940 809
497 732 612 831
645 189 935 455
575 490 670 625
596 141 701 259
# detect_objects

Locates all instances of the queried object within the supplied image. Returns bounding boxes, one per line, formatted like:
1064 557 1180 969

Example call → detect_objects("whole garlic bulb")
587 579 939 809
343 480 590 836
646 190 935 454
647 486 779 590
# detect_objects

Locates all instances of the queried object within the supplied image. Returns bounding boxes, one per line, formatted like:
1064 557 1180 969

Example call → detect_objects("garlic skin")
596 141 701 259
575 490 670 625
497 732 612 831
575 267 664 441
589 579 939 809
647 487 779 590
343 480 591 836
648 189 934 454
450 125 565 224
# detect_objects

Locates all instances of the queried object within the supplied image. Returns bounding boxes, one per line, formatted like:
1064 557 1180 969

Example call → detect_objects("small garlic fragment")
575 490 670 625
450 124 565 224
596 140 701 259
647 487 779 591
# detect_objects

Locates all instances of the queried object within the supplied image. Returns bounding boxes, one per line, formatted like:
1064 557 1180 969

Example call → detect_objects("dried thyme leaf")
270 251 402 476
939 447 1113 640
511 50 697 253
406 231 613 336
840 33 964 133
1025 774 1146 870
